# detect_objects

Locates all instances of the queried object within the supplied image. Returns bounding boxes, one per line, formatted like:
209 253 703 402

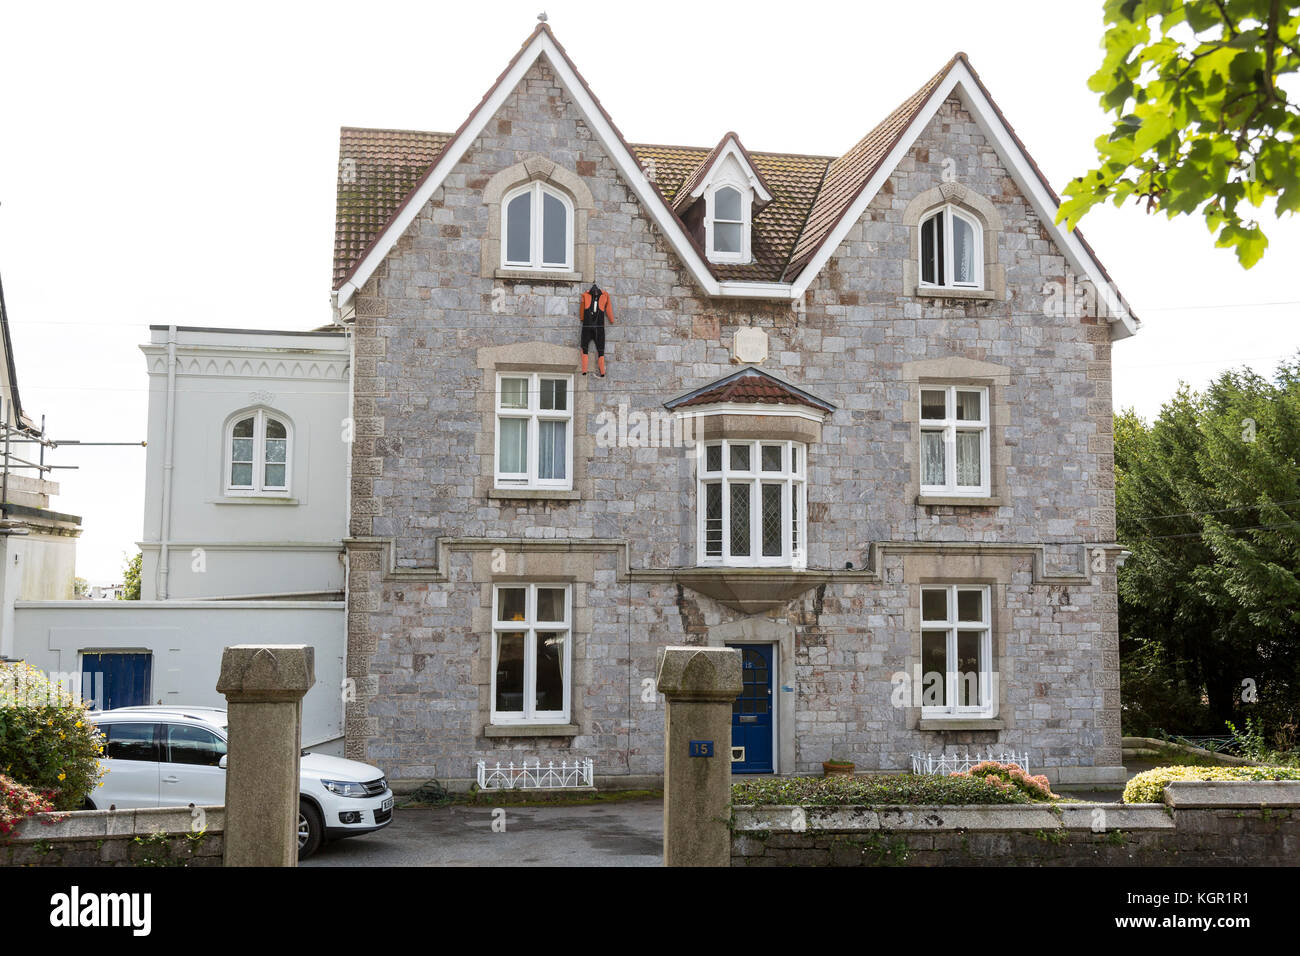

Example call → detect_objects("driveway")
301 798 662 867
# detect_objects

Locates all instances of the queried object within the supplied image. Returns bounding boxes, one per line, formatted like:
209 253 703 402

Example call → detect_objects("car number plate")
381 797 393 811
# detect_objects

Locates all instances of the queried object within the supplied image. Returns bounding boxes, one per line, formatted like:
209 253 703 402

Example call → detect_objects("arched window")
919 205 982 288
502 182 573 271
226 409 290 495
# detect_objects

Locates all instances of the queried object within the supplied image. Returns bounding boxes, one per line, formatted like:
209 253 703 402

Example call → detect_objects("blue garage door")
730 644 774 774
81 653 153 711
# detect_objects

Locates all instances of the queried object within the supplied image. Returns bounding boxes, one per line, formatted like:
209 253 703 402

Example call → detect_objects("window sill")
495 268 582 283
915 287 996 301
489 488 579 502
483 723 580 738
210 495 299 506
916 495 1003 508
917 717 1004 731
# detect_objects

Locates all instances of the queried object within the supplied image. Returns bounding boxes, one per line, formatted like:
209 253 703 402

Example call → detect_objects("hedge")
732 772 1051 807
1123 764 1300 803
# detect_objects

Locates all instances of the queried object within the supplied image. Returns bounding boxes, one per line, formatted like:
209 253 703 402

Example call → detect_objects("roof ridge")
339 126 453 136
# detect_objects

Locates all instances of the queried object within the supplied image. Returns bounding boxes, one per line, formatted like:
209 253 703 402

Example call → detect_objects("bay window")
697 439 805 567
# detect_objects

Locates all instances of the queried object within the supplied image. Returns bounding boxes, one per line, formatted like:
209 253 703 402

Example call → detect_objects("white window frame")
704 181 752 265
494 372 574 490
696 439 806 568
224 409 291 497
919 385 990 497
490 583 571 725
918 204 983 289
500 181 574 272
920 584 994 718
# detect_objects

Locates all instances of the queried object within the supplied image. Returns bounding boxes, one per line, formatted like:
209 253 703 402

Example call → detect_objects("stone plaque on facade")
733 326 768 364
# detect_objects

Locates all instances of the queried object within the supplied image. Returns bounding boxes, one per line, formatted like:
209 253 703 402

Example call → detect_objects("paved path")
301 798 662 867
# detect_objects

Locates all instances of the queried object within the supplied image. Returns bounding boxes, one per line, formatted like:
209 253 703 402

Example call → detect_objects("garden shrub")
1123 764 1300 803
733 772 1038 806
956 761 1059 801
0 773 58 838
0 662 106 810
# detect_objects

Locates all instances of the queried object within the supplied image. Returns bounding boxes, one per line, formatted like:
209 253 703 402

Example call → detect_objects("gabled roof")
664 367 836 414
332 26 1137 338
786 56 954 277
673 132 774 211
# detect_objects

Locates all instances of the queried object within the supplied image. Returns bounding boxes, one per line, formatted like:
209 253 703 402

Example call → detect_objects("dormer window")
676 133 773 267
919 205 982 288
502 182 573 271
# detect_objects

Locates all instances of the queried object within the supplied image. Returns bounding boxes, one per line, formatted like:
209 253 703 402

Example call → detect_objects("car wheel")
298 800 324 860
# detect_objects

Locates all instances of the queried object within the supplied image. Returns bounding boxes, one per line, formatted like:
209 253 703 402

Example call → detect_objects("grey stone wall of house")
344 56 1122 787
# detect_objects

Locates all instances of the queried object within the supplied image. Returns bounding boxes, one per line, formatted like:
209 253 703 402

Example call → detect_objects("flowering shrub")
0 662 106 811
1123 764 1300 804
953 761 1059 802
0 773 58 838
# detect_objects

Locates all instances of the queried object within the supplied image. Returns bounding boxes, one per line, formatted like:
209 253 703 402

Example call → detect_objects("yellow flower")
74 720 83 729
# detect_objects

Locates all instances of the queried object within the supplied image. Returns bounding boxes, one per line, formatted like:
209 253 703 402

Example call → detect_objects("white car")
87 706 393 859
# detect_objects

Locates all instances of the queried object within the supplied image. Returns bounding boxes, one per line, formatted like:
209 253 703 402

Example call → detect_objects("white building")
138 325 350 600
13 325 352 752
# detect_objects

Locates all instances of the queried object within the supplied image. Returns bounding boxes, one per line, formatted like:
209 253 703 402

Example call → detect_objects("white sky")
1 0 1297 583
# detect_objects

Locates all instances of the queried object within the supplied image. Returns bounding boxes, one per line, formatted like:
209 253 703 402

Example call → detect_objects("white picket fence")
910 750 1031 776
476 758 595 790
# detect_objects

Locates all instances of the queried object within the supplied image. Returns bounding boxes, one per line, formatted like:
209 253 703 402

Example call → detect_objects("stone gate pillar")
656 645 743 867
217 644 314 867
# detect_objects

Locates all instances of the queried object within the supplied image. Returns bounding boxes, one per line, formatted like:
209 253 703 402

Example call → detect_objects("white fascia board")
674 402 827 422
718 281 798 299
688 138 774 203
338 32 799 308
789 63 1137 340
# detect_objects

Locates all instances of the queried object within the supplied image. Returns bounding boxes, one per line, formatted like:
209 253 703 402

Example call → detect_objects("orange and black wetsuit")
579 283 614 376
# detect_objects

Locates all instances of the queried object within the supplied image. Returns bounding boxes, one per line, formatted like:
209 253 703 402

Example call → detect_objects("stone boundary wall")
731 782 1300 866
3 806 225 867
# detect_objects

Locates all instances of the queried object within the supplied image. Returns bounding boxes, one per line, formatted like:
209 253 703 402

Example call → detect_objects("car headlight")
321 779 371 798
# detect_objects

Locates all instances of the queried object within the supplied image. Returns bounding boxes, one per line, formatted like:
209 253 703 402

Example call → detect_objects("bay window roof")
665 367 836 415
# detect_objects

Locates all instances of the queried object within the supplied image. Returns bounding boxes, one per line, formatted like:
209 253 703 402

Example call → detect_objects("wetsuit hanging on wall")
579 283 614 377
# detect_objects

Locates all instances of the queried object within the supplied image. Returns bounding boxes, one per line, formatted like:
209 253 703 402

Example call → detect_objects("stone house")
333 24 1137 789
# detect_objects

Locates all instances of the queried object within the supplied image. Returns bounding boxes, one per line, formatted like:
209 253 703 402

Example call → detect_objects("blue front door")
730 644 774 774
82 653 153 711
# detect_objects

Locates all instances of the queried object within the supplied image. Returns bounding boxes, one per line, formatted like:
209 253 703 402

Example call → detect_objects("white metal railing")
476 758 594 790
910 750 1031 776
